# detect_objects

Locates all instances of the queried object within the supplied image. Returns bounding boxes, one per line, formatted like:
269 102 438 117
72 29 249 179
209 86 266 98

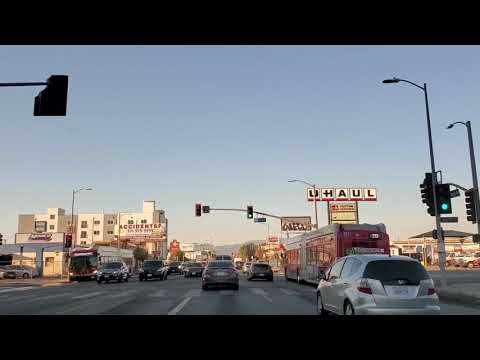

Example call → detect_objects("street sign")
254 217 267 223
329 202 358 224
450 189 460 198
440 216 459 223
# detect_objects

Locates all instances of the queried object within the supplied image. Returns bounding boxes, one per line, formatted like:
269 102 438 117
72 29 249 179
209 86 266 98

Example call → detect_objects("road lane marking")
168 297 191 315
26 293 73 302
111 290 136 298
72 291 104 300
150 289 168 297
250 288 273 303
185 289 201 297
0 287 33 294
279 288 300 296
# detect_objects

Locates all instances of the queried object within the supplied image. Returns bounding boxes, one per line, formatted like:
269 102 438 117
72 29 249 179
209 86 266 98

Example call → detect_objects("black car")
96 262 130 284
167 261 181 275
247 263 273 281
184 262 204 278
139 260 168 281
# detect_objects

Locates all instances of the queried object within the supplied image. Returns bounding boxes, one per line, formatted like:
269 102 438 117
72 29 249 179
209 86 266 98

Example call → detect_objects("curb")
437 288 480 306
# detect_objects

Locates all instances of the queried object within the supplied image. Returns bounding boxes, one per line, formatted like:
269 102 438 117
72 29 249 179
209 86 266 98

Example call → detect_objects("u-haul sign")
307 188 377 202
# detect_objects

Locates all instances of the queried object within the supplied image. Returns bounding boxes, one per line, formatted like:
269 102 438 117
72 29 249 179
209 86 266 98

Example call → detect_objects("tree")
239 243 258 261
255 246 265 260
133 247 149 267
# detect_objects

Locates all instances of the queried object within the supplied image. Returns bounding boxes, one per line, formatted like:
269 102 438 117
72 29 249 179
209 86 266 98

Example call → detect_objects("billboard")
281 217 312 232
307 188 377 201
15 232 65 244
118 223 166 237
329 202 358 224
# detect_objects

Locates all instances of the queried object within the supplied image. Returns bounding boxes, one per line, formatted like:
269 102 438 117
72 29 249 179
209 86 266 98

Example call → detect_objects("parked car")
0 265 37 279
242 262 252 273
247 263 273 281
184 262 204 278
167 261 181 275
459 253 480 268
202 260 239 290
178 262 187 273
139 260 168 281
96 261 130 284
316 255 440 316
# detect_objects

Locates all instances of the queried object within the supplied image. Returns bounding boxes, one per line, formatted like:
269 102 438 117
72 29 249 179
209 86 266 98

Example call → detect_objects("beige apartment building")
17 200 168 257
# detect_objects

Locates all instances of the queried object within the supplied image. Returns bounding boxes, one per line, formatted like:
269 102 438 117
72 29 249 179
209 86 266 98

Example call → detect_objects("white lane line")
168 296 192 315
185 289 201 297
250 288 273 303
0 287 33 294
111 290 136 298
279 288 300 296
150 289 168 298
72 291 104 300
220 290 235 296
27 293 72 302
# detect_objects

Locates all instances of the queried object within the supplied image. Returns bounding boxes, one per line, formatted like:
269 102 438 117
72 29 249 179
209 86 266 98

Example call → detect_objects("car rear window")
363 260 430 286
253 264 270 270
208 261 233 269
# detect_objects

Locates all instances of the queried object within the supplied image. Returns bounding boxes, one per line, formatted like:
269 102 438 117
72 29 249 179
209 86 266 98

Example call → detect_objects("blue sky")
0 45 479 245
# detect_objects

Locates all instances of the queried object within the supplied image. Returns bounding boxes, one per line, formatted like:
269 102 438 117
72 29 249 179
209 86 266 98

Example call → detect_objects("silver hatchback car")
316 255 440 315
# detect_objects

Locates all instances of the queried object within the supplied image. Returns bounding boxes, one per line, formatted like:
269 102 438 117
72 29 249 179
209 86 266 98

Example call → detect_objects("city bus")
284 223 390 285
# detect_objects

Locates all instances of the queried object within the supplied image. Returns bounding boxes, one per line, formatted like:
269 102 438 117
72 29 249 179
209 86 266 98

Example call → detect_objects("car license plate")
216 271 226 276
259 274 265 276
390 286 409 296
192 272 196 275
147 274 152 277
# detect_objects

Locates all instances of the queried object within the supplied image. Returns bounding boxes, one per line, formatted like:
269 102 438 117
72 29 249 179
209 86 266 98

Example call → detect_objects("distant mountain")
214 240 265 256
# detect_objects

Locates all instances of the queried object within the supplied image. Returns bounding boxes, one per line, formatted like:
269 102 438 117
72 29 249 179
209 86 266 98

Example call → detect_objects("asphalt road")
430 270 480 286
0 274 478 315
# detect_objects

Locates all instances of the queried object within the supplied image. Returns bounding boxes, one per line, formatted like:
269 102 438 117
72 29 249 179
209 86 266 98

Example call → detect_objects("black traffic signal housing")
436 184 452 215
195 203 202 217
420 173 435 216
65 234 72 248
0 233 3 245
247 206 254 219
465 188 478 223
34 75 69 116
202 205 210 214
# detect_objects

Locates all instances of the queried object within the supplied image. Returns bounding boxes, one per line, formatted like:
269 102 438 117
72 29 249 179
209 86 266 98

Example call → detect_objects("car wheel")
23 273 29 279
124 276 128 282
316 292 328 317
233 284 239 291
344 301 355 315
202 284 208 291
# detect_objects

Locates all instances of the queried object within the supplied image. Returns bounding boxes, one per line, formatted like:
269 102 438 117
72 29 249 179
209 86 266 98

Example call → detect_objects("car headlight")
69 272 73 276
113 271 118 275
93 270 98 274
97 271 102 275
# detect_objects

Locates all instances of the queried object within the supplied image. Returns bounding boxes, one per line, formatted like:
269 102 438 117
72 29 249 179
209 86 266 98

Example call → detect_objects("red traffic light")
195 203 202 217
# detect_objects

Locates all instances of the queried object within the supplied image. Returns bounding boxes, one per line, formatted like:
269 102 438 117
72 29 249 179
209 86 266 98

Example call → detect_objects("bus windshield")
70 256 98 269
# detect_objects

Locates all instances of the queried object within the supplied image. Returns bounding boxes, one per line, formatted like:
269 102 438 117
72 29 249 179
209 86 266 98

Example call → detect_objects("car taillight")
357 279 373 294
428 288 436 295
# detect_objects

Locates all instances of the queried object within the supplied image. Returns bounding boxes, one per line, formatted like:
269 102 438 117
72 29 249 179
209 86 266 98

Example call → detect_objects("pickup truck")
458 253 480 268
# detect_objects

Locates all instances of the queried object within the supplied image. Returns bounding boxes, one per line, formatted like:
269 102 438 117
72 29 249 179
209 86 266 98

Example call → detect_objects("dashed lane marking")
0 287 34 294
111 290 137 298
185 289 202 297
150 289 168 297
250 288 273 303
72 291 104 300
168 297 191 315
279 288 301 296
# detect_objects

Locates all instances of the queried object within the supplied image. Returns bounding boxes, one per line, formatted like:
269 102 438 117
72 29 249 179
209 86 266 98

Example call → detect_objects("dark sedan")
167 261 181 275
202 261 239 290
184 262 204 278
247 263 273 281
139 260 168 281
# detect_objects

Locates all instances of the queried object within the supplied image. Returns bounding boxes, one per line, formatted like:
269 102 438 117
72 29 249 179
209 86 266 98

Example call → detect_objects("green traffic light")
441 203 449 211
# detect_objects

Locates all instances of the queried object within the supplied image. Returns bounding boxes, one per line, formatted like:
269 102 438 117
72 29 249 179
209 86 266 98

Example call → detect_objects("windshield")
144 261 163 268
363 260 430 286
101 262 122 270
187 263 202 267
70 256 98 269
207 261 234 269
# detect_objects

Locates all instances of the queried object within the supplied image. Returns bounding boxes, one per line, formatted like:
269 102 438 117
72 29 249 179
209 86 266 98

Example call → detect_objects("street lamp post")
447 121 480 236
383 77 447 288
71 187 93 248
288 179 319 229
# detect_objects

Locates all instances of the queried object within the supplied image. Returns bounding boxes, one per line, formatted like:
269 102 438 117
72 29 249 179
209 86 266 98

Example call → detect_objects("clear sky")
1 45 479 245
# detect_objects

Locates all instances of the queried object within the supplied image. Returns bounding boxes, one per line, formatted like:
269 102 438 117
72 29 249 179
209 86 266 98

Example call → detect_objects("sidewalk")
0 277 74 288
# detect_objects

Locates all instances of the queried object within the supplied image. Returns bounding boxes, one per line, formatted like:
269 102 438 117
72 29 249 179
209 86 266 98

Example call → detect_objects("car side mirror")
319 272 326 281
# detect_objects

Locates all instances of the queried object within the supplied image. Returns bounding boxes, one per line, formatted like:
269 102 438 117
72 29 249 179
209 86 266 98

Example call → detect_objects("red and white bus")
284 223 390 285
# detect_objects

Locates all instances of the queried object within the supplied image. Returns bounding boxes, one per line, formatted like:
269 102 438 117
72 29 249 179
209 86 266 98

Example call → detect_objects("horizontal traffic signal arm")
203 207 282 219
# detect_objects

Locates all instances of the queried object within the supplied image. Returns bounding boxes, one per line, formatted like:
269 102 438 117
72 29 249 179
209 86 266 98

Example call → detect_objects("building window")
107 230 114 235
94 220 101 225
80 241 87 245
128 220 134 225
107 220 114 225
141 219 147 224
80 231 87 238
49 225 55 230
94 231 100 235
50 214 55 220
81 221 88 228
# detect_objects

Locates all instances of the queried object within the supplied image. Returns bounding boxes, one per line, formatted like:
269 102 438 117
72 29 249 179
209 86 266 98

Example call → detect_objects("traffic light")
436 184 452 215
195 203 202 217
247 206 254 219
34 75 69 116
420 173 435 216
0 233 3 245
65 234 72 248
465 189 478 223
202 205 210 214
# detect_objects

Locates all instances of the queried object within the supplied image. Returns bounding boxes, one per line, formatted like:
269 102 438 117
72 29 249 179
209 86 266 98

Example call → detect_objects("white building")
180 243 214 261
17 200 168 257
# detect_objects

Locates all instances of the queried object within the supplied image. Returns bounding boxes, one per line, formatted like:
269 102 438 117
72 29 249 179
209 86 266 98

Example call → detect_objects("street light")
446 121 480 235
71 187 93 248
288 179 319 229
383 76 448 288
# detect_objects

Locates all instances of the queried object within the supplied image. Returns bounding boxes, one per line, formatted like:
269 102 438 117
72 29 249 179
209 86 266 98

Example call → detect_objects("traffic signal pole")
466 122 480 236
423 84 447 288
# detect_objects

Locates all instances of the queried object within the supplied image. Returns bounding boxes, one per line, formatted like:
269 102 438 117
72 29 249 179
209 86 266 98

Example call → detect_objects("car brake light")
358 279 373 294
427 288 436 295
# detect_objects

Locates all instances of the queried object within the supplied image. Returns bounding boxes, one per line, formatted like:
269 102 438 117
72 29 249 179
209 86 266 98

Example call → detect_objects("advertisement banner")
15 232 64 244
119 223 166 237
329 202 358 224
280 217 312 232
